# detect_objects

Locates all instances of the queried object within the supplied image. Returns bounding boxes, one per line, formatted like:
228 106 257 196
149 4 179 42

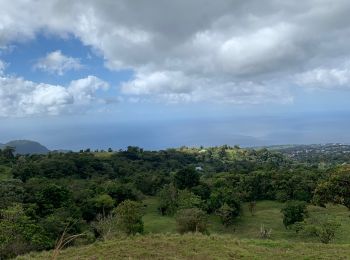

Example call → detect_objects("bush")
294 217 341 244
315 221 341 244
281 200 308 228
177 189 204 210
259 225 272 239
176 208 208 234
208 188 241 215
92 213 118 241
115 200 144 235
217 203 238 227
158 184 178 216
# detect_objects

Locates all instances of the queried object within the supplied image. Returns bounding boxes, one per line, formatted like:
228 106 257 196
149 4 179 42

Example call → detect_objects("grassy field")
92 152 115 159
18 233 350 260
18 198 350 259
143 197 350 243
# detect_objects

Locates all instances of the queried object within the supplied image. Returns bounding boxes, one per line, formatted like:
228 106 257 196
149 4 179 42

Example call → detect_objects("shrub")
315 220 341 244
115 200 144 235
217 203 237 227
294 217 341 244
208 188 241 215
158 184 178 216
177 189 204 210
176 208 208 234
91 213 118 240
259 225 272 239
281 200 308 228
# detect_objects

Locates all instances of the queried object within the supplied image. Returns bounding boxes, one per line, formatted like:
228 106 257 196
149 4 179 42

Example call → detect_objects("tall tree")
174 167 200 189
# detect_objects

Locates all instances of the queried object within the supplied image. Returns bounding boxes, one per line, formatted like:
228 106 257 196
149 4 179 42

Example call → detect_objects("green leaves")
294 216 341 244
313 168 350 209
174 167 200 190
175 208 208 234
281 200 308 228
115 200 144 235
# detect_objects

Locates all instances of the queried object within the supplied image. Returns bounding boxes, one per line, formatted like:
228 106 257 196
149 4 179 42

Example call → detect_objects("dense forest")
0 145 349 259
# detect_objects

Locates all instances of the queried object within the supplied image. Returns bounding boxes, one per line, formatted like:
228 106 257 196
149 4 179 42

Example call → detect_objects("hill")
17 199 350 259
17 233 350 260
0 140 49 154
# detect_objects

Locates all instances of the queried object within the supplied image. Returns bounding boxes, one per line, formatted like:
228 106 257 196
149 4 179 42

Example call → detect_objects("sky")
1 0 350 150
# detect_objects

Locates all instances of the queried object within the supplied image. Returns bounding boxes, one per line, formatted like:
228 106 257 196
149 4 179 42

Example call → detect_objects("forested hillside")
0 140 49 155
0 145 349 259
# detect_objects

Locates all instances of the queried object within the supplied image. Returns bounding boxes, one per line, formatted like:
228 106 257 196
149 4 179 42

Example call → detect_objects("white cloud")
122 70 292 104
0 60 6 75
34 50 82 75
1 0 350 103
217 24 300 76
121 71 195 96
0 74 109 117
296 67 350 89
68 75 109 105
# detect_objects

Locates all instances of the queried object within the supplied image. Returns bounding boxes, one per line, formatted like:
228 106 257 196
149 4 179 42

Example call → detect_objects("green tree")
177 189 203 210
313 168 350 209
92 194 115 216
0 204 50 259
281 200 308 228
115 200 144 235
217 203 238 227
174 167 200 189
176 208 208 234
2 146 15 161
158 184 178 216
34 183 72 217
12 161 39 182
208 187 241 216
0 179 25 208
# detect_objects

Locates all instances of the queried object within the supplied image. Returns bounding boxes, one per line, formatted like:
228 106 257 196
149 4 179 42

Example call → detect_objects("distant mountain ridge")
0 140 49 154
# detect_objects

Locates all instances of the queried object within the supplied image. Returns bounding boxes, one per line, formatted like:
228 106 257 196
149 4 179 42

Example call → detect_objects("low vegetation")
17 233 350 260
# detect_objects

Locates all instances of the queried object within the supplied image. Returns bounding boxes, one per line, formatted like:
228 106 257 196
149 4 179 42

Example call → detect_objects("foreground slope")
18 233 350 260
143 198 350 244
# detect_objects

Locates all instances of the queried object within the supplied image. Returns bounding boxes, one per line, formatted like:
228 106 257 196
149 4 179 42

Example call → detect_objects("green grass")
307 204 350 244
18 199 350 259
142 198 350 243
233 201 294 241
93 152 114 158
143 197 177 233
17 233 350 260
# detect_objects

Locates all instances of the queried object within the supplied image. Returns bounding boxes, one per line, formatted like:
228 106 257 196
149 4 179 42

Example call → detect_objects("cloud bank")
1 0 350 115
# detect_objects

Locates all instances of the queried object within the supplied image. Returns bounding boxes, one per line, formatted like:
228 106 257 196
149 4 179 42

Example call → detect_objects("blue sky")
1 1 350 150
